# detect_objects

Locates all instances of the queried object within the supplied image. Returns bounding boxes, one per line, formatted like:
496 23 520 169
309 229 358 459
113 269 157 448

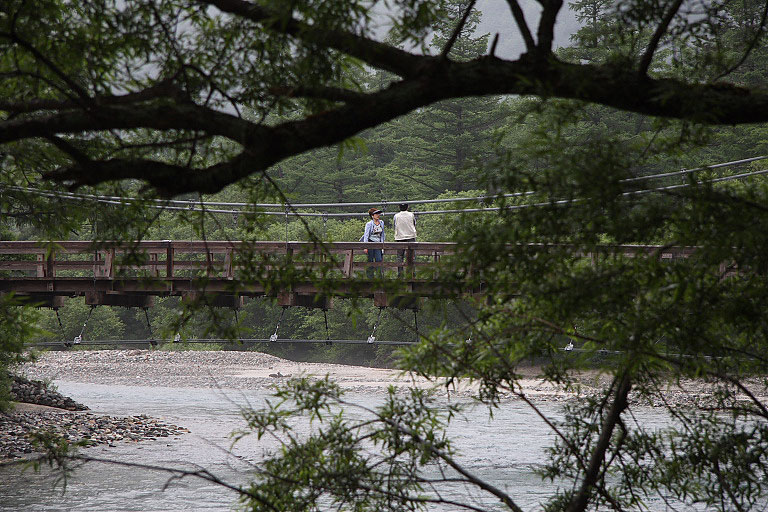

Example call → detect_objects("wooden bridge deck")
0 241 698 308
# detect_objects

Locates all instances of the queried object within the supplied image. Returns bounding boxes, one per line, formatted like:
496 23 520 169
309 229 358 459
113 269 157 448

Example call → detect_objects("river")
0 381 685 511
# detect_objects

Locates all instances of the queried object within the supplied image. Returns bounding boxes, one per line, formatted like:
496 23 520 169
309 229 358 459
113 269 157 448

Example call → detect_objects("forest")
5 0 767 368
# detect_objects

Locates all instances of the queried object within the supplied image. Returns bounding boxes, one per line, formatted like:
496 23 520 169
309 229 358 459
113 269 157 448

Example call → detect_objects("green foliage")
397 93 768 508
234 377 462 512
0 295 40 411
37 299 124 343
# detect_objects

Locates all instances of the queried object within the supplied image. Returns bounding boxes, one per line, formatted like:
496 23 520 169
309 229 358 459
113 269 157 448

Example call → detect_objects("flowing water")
0 382 683 511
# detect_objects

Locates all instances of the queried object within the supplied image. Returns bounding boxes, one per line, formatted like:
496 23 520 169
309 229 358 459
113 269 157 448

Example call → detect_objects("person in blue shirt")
362 208 385 278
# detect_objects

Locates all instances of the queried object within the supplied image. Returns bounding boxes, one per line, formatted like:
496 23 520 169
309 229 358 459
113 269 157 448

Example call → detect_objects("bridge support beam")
277 292 333 309
9 294 67 309
390 295 421 310
86 292 154 308
374 292 421 310
181 292 244 309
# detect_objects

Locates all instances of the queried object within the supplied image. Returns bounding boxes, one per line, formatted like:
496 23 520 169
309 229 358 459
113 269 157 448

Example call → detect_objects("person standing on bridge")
362 208 385 278
393 203 417 277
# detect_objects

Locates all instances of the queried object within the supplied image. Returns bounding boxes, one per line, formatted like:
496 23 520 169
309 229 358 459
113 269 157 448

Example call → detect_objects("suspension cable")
3 155 765 211
144 308 156 347
270 306 287 342
368 307 384 344
2 156 767 218
29 338 417 347
234 308 240 342
55 309 68 347
324 309 331 346
74 306 95 345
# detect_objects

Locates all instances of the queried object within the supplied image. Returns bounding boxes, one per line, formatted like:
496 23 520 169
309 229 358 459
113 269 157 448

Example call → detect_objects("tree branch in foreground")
566 372 632 512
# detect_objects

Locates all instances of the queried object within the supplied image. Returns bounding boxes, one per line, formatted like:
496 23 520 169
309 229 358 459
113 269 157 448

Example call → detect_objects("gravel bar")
0 406 189 465
21 349 299 389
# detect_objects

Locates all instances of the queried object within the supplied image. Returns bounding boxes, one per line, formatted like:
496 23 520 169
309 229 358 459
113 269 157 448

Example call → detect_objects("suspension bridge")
2 229 742 351
0 155 759 311
0 239 473 347
0 240 701 309
0 156 760 346
0 239 701 348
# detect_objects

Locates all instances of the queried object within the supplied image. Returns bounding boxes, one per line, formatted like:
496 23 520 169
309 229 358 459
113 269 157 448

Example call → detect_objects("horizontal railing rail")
0 241 461 280
0 241 704 280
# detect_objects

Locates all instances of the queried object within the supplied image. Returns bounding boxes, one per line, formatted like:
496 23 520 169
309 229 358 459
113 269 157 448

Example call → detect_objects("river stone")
9 375 88 411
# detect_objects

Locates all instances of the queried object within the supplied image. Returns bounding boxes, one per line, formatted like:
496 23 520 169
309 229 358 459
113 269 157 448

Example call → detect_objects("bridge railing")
0 241 717 307
0 241 460 280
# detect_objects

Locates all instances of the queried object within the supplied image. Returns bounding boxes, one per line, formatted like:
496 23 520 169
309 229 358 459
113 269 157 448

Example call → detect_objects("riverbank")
20 349 765 406
21 349 768 405
2 359 198 464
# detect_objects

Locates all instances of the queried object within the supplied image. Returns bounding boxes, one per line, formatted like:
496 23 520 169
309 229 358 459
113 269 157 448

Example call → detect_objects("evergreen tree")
397 0 506 191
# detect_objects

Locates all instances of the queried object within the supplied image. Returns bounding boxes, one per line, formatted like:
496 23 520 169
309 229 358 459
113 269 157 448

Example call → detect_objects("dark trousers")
396 238 416 276
367 248 383 278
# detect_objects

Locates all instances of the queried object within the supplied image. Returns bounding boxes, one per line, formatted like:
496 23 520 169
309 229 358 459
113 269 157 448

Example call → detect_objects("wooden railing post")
105 248 114 278
224 248 234 279
406 245 415 279
94 250 114 277
343 250 354 278
205 249 214 277
150 252 159 277
166 243 174 278
31 248 57 278
46 253 55 278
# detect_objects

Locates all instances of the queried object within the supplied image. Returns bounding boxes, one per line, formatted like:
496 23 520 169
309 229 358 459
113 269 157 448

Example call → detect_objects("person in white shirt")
393 203 417 276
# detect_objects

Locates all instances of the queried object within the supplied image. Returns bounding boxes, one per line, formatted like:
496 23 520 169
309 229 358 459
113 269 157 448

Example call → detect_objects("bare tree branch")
566 372 632 512
201 0 427 78
43 152 255 196
270 85 368 103
108 134 212 156
44 135 91 165
3 24 768 195
69 455 280 511
0 78 183 114
638 0 686 76
535 0 564 54
0 103 259 147
505 0 536 52
489 32 500 56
